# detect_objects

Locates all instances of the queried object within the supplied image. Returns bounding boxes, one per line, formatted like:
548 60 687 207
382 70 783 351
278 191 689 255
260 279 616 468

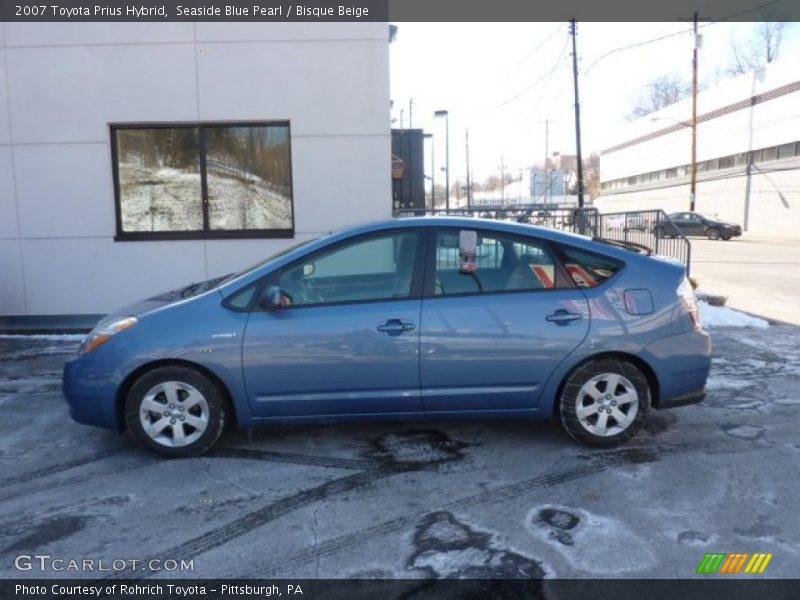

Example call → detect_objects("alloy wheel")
139 381 209 447
575 373 639 437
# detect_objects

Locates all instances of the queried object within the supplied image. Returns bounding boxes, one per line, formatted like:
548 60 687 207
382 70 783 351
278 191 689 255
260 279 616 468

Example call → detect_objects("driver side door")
241 229 425 418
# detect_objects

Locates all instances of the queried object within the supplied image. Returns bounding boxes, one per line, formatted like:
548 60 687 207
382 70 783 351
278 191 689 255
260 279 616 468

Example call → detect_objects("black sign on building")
391 128 425 212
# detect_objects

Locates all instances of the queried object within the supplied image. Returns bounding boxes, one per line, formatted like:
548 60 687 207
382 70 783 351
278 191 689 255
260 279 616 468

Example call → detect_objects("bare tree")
583 153 602 200
564 153 601 199
627 74 692 120
728 22 787 76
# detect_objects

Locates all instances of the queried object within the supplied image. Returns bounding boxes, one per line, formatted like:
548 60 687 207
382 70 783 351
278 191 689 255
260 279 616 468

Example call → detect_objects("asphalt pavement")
690 235 800 325
1 322 799 580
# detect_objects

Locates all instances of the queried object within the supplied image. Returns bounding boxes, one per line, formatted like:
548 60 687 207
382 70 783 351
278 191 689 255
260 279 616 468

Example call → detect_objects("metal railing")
393 205 691 274
596 209 691 274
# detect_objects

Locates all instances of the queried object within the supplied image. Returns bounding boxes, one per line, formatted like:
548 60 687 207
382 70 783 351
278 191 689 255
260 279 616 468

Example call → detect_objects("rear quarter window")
557 245 624 288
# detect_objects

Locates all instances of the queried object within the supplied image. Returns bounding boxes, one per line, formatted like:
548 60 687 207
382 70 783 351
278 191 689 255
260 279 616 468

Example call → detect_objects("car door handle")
377 319 416 334
546 310 583 325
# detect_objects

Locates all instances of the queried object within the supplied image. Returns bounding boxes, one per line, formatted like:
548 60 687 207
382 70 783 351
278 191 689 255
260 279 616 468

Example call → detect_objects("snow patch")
0 334 85 341
527 506 655 575
706 376 754 391
774 398 800 406
698 302 769 329
722 424 764 440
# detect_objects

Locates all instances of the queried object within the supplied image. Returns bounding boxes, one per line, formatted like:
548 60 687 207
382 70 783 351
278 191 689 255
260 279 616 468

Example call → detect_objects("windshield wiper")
180 273 234 298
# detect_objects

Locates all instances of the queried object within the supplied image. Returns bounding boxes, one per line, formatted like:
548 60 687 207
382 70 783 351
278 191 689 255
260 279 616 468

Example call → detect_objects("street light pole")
465 128 472 209
690 11 699 212
424 132 434 211
435 110 450 212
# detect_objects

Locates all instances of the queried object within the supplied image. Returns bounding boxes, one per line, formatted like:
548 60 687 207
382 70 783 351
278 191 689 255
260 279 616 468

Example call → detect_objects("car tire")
721 233 732 241
559 359 650 448
706 228 721 240
125 366 226 458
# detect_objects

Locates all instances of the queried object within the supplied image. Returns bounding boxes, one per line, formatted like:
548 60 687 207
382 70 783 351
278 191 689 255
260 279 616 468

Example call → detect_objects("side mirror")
459 230 477 257
260 285 284 310
459 230 477 274
303 263 315 277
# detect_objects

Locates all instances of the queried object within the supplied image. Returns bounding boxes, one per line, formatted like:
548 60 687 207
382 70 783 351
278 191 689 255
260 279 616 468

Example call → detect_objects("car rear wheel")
706 227 721 240
125 366 226 457
559 359 650 448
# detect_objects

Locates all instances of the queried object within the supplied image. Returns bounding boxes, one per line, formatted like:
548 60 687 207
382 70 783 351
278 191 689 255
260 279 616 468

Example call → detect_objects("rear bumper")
643 329 711 410
654 388 705 409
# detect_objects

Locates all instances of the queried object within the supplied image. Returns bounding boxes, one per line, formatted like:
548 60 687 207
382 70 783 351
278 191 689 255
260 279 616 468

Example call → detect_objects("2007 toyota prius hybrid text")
63 218 711 457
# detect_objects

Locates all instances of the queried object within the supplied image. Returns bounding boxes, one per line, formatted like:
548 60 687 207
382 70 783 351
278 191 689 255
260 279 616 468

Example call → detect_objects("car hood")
95 275 231 327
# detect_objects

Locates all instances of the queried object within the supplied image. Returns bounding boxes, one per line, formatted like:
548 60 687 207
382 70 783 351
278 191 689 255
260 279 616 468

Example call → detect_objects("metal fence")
393 205 691 274
596 209 691 273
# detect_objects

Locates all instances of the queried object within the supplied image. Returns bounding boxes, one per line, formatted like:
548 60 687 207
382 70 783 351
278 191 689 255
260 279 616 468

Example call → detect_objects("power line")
483 36 570 115
509 22 565 69
583 0 781 75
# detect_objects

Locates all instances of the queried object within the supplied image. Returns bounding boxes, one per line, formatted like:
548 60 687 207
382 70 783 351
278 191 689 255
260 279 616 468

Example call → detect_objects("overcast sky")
390 21 800 182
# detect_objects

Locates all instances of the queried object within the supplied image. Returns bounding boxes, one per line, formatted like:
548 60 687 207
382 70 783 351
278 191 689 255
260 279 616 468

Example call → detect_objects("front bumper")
63 357 121 430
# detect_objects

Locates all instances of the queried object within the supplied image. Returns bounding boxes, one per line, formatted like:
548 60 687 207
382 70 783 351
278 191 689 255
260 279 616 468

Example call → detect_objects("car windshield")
178 238 320 299
232 237 320 280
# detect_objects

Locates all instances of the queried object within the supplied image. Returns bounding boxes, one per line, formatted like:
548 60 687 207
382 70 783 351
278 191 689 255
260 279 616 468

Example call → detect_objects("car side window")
557 245 624 288
278 230 419 307
434 230 559 296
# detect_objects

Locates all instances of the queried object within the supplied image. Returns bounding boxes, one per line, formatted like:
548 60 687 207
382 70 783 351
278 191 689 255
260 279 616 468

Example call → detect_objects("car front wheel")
125 366 226 457
559 359 650 447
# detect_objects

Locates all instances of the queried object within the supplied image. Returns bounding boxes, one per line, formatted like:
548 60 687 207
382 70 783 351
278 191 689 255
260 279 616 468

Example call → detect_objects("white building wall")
0 23 391 318
598 59 800 236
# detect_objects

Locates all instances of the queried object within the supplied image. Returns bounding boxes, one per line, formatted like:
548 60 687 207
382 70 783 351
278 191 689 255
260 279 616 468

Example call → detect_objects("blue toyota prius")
63 217 711 457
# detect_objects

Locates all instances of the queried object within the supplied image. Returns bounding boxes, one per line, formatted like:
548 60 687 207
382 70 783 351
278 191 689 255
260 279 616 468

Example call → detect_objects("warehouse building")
596 58 800 236
0 22 391 328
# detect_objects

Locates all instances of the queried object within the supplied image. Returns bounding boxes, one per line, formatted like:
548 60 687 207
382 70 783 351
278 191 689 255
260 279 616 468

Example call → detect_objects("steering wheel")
282 279 325 306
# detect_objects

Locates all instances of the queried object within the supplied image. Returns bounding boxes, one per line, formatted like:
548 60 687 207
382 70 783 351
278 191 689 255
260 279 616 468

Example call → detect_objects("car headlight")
78 317 138 355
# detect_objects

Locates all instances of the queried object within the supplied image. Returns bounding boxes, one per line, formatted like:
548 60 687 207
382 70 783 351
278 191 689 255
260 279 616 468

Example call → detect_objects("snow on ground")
698 300 769 329
0 334 85 341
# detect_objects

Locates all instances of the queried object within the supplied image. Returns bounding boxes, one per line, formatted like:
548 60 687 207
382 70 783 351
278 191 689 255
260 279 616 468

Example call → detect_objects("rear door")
419 227 590 412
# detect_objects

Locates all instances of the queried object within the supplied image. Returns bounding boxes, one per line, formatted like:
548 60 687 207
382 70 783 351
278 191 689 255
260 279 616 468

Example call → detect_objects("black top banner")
0 0 798 22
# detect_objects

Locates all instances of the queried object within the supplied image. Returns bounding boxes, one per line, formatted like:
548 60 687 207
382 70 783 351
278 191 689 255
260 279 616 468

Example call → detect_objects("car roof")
218 216 654 292
347 216 614 249
316 216 641 263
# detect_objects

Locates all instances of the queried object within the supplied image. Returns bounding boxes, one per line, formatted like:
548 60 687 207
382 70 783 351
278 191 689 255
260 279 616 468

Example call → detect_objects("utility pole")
569 19 585 209
500 155 506 205
465 129 472 209
433 110 450 211
544 119 550 204
424 133 435 211
409 98 413 129
690 11 699 212
399 108 404 129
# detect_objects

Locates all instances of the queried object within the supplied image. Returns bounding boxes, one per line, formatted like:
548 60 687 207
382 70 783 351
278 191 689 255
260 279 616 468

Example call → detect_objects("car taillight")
678 276 701 330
